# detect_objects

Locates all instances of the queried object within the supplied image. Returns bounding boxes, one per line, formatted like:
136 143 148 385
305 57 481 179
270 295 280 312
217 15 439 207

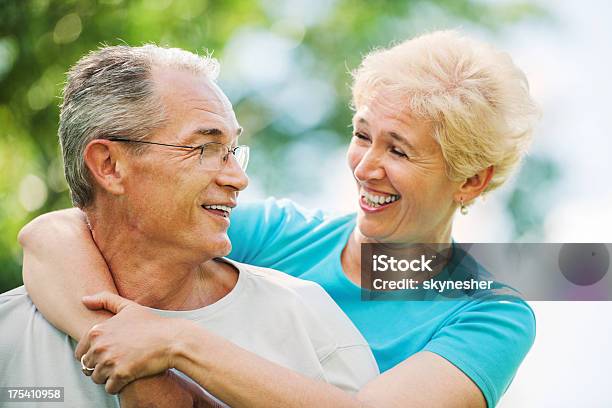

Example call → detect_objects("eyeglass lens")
200 144 249 171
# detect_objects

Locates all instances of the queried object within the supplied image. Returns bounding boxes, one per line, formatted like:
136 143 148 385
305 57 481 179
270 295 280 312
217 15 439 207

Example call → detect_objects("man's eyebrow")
193 127 243 137
185 127 243 146
194 127 223 137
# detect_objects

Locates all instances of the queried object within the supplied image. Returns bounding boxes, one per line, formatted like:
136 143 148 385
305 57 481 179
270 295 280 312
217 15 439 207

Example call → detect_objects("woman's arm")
176 327 486 408
78 293 486 408
19 208 117 340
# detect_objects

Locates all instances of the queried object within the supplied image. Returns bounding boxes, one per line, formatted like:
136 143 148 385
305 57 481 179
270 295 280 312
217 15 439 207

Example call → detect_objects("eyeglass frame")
106 136 250 172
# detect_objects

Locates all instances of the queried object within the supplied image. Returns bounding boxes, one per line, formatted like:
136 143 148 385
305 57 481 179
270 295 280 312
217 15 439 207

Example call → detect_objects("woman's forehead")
353 100 441 154
353 101 426 133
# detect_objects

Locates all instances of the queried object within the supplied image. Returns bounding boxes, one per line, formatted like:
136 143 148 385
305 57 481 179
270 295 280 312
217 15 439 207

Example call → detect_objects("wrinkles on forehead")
152 66 241 145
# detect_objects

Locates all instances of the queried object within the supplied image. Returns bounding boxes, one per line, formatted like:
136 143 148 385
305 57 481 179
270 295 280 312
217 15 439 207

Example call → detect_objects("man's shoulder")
0 289 119 405
0 285 71 346
0 286 50 344
229 262 380 389
234 260 331 302
230 260 371 347
0 285 34 311
0 285 28 297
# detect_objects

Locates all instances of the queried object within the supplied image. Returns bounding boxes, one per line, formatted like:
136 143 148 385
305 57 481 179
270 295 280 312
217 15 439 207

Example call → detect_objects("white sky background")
497 1 612 406
235 0 612 405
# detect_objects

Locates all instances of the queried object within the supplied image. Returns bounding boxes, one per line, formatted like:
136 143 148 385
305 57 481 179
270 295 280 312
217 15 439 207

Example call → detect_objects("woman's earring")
460 198 468 215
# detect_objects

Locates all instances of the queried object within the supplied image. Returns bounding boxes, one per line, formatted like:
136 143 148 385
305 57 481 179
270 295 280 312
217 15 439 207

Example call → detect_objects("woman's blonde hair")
352 30 540 195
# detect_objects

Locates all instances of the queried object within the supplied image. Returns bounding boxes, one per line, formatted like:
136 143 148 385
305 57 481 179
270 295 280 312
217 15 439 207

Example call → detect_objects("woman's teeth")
362 191 400 207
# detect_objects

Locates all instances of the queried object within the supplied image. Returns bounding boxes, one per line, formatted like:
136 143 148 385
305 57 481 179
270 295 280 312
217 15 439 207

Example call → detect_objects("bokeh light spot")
53 13 83 44
18 174 48 212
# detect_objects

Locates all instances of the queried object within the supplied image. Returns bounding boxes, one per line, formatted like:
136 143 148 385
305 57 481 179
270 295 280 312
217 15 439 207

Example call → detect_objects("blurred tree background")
0 0 555 292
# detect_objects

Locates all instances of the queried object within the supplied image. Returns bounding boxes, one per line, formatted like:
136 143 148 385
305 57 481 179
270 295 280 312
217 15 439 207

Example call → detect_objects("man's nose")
217 154 249 191
354 148 385 182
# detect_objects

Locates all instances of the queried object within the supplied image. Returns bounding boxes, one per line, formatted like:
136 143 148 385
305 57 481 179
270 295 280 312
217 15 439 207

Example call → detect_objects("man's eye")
391 148 408 159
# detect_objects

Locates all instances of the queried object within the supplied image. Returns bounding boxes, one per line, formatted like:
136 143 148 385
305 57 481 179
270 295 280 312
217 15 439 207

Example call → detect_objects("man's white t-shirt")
0 259 379 407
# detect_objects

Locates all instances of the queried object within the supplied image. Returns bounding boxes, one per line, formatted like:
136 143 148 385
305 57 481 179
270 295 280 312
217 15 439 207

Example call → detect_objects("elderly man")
0 45 378 407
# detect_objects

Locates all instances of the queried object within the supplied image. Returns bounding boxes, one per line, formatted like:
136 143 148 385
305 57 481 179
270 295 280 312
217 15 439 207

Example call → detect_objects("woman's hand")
75 292 190 394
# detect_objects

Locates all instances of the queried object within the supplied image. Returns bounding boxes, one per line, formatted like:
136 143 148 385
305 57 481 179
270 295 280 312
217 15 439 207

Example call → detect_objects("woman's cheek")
346 143 364 173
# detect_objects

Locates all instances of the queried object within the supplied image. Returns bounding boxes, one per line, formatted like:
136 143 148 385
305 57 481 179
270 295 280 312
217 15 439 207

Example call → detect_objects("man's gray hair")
59 44 220 208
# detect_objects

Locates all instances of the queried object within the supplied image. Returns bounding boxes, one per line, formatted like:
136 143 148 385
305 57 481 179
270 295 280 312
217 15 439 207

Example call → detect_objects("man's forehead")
153 65 230 107
151 67 241 143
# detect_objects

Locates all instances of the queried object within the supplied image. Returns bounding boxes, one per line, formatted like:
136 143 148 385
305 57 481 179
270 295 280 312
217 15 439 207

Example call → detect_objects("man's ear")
454 165 495 205
83 139 127 197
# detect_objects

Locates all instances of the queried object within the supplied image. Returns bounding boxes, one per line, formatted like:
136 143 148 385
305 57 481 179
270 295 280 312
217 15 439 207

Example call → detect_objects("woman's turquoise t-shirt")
227 198 536 407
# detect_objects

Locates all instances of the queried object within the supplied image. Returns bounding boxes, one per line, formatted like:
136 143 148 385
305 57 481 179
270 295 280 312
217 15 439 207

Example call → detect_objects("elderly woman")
20 30 539 407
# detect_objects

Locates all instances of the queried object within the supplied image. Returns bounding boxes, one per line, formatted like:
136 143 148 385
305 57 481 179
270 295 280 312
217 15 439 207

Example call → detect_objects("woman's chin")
356 220 392 242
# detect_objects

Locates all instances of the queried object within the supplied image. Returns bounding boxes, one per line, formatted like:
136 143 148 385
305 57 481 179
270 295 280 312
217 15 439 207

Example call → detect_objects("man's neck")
87 213 237 311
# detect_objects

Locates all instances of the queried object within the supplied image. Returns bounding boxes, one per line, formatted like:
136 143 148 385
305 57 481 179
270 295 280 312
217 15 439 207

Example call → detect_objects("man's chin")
207 237 232 259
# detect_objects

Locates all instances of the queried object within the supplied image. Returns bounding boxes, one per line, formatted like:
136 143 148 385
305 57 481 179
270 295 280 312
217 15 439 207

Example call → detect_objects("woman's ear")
83 139 127 197
454 165 495 204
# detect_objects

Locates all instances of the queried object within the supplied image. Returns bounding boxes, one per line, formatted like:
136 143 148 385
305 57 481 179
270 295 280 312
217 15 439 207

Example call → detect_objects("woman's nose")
353 148 385 182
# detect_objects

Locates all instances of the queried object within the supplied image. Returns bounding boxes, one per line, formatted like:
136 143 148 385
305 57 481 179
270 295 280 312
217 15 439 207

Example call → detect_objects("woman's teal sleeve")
227 197 327 266
423 299 536 407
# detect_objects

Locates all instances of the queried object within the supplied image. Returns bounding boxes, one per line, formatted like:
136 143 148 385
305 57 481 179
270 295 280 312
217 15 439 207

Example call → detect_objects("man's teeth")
362 191 400 207
203 204 232 213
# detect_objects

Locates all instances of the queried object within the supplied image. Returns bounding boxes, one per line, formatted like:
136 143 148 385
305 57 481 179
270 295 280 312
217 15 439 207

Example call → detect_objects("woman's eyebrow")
388 131 418 153
354 116 419 153
354 117 368 127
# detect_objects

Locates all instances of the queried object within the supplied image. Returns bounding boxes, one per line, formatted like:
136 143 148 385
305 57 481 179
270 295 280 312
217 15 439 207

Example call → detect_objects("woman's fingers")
75 320 107 360
82 291 133 314
91 361 111 385
105 373 130 395
81 350 132 394
75 301 173 393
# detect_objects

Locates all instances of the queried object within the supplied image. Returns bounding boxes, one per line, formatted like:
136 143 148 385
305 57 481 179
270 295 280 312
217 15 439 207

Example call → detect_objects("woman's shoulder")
233 197 355 225
228 197 356 266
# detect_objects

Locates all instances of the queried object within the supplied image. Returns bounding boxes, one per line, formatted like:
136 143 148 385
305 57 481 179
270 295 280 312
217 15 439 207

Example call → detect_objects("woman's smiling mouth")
360 188 401 212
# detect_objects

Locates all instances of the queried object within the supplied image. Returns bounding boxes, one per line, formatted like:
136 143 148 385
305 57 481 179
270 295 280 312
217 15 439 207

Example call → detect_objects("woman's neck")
340 225 453 287
340 230 363 286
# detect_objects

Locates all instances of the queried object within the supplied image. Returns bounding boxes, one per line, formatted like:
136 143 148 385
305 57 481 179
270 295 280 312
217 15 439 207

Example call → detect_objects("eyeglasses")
107 137 250 172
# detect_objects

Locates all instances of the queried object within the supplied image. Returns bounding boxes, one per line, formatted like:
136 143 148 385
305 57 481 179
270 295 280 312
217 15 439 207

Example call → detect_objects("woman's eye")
391 148 408 159
353 132 371 142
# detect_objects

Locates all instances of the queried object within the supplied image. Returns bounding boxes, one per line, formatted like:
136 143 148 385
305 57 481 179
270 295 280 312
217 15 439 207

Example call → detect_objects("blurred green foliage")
0 0 552 292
